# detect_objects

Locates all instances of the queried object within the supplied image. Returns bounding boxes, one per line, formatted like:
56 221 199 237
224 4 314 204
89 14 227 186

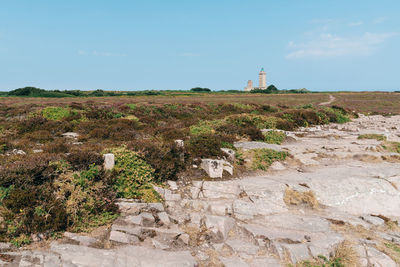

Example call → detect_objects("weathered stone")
140 212 155 227
221 148 235 161
49 243 197 267
62 132 80 138
116 200 147 215
251 257 282 267
178 233 190 244
360 214 385 226
357 245 396 267
204 215 236 240
125 215 143 225
202 181 241 199
103 153 115 170
167 180 178 191
234 141 283 151
270 161 286 171
109 230 140 244
157 212 171 226
174 139 184 148
164 188 181 201
281 243 310 264
148 203 164 212
225 239 259 255
63 232 98 246
200 159 224 178
219 256 249 267
0 242 11 251
208 201 233 216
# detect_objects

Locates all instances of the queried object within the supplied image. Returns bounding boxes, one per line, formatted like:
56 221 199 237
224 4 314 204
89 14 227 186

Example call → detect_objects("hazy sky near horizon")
0 0 399 91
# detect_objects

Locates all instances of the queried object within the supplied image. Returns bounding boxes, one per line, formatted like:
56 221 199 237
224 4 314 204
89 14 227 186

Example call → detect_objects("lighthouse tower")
259 68 267 89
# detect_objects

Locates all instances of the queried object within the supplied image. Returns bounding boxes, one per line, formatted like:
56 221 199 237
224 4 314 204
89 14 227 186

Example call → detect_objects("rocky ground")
1 114 400 267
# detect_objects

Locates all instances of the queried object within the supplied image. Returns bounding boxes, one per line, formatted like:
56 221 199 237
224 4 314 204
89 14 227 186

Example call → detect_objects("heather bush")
103 146 156 199
129 140 187 182
67 150 104 170
225 114 279 129
187 134 225 158
263 130 286 144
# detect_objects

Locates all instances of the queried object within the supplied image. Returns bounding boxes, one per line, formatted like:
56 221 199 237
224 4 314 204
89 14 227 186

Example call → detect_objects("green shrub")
251 149 288 170
189 119 225 135
263 130 286 144
103 146 155 199
41 107 72 121
358 134 387 141
324 107 350 124
225 114 279 129
127 104 137 110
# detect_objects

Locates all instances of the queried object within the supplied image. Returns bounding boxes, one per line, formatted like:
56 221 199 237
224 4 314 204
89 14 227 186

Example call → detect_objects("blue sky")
0 0 399 91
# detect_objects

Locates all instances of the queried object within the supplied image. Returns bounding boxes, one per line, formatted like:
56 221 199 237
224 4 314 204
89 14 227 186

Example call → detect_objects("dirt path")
318 94 336 105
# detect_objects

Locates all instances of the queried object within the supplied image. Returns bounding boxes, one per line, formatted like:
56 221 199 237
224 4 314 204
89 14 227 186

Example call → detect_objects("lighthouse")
259 67 267 89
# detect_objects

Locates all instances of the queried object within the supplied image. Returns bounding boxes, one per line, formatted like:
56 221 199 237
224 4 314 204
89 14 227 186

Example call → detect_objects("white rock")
174 139 184 148
200 159 224 178
103 153 115 170
62 132 80 138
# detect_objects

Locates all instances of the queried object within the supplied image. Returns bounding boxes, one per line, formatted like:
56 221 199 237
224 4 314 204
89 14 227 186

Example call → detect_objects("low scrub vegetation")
358 134 387 141
0 99 353 246
251 149 288 170
263 130 286 144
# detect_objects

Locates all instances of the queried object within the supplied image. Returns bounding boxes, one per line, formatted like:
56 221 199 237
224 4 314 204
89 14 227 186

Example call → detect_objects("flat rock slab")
47 243 197 267
234 142 283 151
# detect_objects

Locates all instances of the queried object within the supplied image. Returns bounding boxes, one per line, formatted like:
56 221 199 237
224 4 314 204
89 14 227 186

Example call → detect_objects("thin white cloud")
78 50 127 57
287 32 397 59
180 52 200 57
349 21 363 27
372 17 388 24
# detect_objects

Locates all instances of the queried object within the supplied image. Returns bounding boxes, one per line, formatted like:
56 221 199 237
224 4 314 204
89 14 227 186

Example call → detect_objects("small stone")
33 149 43 153
62 132 79 138
174 139 184 148
103 153 115 170
167 181 178 191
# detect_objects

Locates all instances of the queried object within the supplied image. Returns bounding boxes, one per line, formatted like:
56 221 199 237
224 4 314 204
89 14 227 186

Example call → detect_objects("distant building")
244 80 253 92
244 68 267 91
259 68 267 89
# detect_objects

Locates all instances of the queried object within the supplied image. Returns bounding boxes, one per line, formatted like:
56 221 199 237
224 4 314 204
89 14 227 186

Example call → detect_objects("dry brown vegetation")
283 187 319 209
